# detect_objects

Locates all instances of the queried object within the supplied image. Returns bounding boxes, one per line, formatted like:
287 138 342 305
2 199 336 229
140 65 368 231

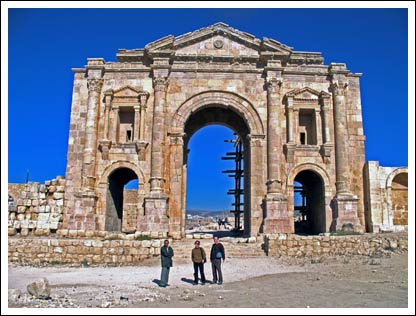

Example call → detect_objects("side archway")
287 163 333 233
97 161 146 232
386 168 408 227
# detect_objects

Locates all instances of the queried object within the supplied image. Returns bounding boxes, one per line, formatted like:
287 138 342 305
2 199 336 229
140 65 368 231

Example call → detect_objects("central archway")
169 91 265 238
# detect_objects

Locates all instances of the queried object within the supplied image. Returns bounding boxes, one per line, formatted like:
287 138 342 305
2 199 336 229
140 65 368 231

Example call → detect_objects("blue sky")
7 8 410 211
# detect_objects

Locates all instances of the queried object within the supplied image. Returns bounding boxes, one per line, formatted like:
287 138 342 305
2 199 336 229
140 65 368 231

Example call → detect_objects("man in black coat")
160 239 174 287
210 236 225 285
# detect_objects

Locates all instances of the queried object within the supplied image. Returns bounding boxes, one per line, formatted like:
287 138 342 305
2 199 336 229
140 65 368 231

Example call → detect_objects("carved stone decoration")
169 132 186 146
214 39 224 49
135 141 149 161
320 143 333 164
138 92 150 106
87 79 103 92
98 139 112 160
153 77 168 92
266 77 283 93
329 79 349 96
284 143 296 163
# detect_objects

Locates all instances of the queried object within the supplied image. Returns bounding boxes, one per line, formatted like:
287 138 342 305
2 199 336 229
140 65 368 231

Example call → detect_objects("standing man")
160 239 174 287
191 240 207 285
210 236 225 285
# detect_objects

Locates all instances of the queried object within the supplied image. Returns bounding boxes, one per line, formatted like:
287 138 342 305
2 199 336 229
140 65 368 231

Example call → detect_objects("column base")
331 194 363 233
262 194 294 234
140 193 169 232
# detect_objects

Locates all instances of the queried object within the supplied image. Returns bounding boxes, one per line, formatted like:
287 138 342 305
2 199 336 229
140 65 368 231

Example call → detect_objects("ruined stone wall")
364 161 408 232
8 178 65 236
8 238 164 266
266 232 407 257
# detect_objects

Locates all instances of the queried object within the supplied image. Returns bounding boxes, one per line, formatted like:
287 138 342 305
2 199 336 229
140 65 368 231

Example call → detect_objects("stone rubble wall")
8 177 65 236
265 232 407 257
8 233 407 266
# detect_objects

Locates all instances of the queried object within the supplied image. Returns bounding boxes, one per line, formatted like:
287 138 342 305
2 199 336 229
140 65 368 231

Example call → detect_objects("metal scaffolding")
222 134 244 231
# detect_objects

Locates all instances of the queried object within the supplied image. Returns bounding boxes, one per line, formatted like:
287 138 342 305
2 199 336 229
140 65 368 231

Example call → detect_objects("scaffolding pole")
222 135 244 231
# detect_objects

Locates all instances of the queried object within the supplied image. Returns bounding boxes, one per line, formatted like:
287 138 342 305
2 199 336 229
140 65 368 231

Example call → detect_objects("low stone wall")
8 237 165 266
265 232 408 257
8 232 407 266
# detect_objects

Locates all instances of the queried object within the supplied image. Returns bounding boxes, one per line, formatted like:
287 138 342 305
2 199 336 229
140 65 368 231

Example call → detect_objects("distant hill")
186 209 231 218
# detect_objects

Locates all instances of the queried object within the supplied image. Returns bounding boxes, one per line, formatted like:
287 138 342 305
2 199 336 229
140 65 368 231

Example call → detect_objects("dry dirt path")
8 252 408 309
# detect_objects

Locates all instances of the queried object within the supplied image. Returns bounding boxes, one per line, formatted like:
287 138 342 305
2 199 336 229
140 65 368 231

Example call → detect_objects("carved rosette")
266 77 283 93
153 77 168 92
87 79 103 92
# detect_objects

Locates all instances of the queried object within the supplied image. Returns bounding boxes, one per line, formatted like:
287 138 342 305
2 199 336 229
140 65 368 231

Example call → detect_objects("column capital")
266 77 283 93
169 132 186 145
153 77 169 92
329 79 349 96
139 92 150 106
87 79 103 92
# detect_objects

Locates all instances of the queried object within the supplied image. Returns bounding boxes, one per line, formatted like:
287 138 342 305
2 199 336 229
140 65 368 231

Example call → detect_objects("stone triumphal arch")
63 23 368 238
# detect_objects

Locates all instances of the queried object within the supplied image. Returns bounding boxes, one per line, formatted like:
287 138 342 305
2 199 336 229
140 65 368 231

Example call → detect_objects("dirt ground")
8 251 409 309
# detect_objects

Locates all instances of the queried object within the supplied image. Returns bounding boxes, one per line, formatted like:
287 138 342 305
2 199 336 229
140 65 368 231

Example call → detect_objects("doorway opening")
293 170 326 234
105 167 138 232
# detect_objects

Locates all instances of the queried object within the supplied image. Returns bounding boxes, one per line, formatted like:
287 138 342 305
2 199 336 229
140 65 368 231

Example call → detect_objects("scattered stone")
8 289 22 301
27 278 51 299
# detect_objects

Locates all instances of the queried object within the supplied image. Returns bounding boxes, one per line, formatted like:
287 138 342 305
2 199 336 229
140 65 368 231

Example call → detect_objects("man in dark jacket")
210 236 225 285
160 239 174 287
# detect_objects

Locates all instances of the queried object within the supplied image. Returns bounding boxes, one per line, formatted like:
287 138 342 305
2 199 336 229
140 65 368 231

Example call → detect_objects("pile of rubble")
8 177 65 236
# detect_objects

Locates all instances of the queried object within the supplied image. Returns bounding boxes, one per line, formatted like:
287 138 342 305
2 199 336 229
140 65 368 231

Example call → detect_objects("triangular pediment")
112 86 142 97
144 22 293 57
286 87 331 101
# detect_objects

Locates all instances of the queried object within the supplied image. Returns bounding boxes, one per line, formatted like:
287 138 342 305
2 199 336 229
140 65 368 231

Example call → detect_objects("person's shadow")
180 277 195 284
181 277 213 284
152 279 163 287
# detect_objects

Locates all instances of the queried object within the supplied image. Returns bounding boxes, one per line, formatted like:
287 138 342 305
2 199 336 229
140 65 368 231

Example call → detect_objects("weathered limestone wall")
8 238 165 266
8 233 407 266
265 232 407 257
8 178 65 236
364 161 408 232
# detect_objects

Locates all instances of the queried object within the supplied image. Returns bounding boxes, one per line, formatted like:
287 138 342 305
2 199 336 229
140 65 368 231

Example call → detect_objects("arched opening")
391 172 408 226
184 106 250 237
105 167 138 232
293 170 326 234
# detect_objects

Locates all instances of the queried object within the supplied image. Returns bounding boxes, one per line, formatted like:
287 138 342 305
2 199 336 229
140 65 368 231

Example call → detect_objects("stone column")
262 61 292 234
315 109 323 145
167 132 186 239
82 78 103 190
329 63 362 232
266 76 283 194
286 98 295 144
142 73 170 234
320 96 333 163
109 106 119 143
139 93 148 139
133 105 141 141
103 92 112 139
149 76 168 193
